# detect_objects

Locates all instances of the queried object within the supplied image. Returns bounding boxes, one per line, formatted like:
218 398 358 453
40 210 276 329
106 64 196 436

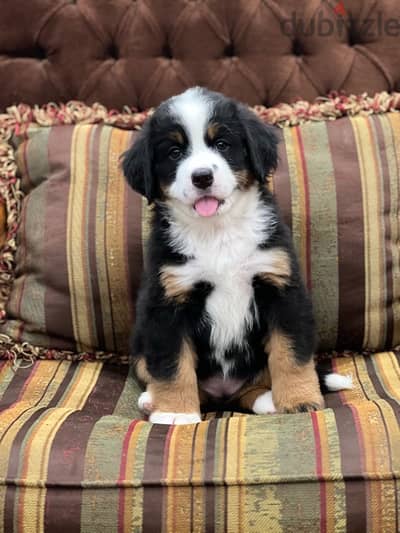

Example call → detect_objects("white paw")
149 412 201 425
324 373 353 391
252 390 277 414
138 391 153 414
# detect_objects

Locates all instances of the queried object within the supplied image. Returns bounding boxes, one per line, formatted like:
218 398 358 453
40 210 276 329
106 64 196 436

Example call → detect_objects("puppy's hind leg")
135 358 154 415
236 368 277 414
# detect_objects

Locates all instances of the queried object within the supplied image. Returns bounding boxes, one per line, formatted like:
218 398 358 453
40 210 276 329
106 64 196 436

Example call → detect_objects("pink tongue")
194 197 219 217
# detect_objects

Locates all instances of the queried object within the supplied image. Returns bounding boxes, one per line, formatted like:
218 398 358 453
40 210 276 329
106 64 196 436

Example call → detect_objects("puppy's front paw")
273 381 324 414
275 395 324 414
149 412 201 425
252 390 277 414
281 401 324 414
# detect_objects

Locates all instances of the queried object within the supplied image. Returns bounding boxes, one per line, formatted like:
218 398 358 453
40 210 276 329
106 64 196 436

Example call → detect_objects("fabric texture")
1 0 400 110
1 124 144 355
0 351 399 532
1 93 400 357
274 113 400 351
0 203 6 248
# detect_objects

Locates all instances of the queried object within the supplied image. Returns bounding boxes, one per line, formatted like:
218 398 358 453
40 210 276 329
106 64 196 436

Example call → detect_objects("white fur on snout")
252 390 277 414
169 149 237 207
149 412 201 425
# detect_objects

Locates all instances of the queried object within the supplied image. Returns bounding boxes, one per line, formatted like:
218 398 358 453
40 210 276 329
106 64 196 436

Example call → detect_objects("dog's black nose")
192 168 213 189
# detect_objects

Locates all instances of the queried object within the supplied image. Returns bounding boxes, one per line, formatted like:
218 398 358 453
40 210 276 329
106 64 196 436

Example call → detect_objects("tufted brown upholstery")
1 0 400 111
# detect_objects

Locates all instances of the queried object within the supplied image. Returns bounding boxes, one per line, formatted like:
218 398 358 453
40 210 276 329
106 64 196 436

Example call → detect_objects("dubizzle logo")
280 1 400 38
333 1 347 17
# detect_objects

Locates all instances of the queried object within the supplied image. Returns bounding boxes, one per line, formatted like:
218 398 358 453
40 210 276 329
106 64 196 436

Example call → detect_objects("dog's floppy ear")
122 121 156 203
238 105 278 183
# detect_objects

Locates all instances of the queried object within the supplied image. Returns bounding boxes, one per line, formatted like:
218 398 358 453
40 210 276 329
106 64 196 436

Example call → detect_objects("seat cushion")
0 352 399 532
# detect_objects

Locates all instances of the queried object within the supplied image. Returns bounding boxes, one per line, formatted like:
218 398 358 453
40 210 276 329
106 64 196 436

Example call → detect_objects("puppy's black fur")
123 88 316 407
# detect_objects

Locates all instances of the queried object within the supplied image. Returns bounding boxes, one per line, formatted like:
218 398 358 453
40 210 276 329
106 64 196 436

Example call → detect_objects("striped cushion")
274 113 400 351
1 125 144 354
0 352 399 531
0 98 400 356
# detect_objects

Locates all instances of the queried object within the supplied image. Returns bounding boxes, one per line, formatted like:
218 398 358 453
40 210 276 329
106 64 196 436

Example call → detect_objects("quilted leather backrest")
1 0 400 110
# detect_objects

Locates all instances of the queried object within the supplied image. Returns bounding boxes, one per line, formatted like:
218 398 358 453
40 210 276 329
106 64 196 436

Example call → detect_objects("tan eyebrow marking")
207 122 220 140
168 130 184 144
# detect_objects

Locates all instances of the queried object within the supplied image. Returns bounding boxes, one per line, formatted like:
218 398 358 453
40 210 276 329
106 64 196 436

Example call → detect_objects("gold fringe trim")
254 91 400 126
0 334 128 368
0 91 399 364
1 92 399 132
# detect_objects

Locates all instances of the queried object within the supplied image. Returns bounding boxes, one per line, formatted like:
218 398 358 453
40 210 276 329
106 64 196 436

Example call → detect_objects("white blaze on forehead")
169 87 212 149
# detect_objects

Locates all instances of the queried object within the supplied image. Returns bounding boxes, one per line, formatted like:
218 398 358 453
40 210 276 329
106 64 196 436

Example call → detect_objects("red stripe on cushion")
311 412 327 533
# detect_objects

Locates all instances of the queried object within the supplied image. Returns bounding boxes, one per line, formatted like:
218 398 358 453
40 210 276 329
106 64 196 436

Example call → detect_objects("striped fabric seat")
0 353 399 532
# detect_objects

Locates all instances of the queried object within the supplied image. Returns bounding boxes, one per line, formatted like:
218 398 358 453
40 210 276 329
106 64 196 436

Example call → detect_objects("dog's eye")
168 147 183 161
215 139 230 152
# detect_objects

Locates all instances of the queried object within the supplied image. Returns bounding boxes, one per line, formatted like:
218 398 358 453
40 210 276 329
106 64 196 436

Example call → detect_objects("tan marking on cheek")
159 267 191 303
234 170 256 190
267 173 274 193
258 249 291 288
235 367 272 411
147 340 200 414
135 357 152 384
266 330 324 413
159 183 171 200
168 130 184 144
207 122 220 141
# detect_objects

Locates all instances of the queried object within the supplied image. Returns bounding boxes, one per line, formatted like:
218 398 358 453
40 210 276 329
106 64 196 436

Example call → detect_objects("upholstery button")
348 32 357 46
347 18 362 46
292 40 303 57
162 43 172 59
36 47 46 60
224 43 235 57
7 47 47 60
108 44 119 60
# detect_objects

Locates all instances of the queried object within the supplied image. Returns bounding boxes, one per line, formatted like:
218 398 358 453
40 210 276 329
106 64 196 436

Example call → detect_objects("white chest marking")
164 188 278 376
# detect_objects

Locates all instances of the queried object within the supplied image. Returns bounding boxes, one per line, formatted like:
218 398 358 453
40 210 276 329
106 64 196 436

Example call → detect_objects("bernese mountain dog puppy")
123 87 352 425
